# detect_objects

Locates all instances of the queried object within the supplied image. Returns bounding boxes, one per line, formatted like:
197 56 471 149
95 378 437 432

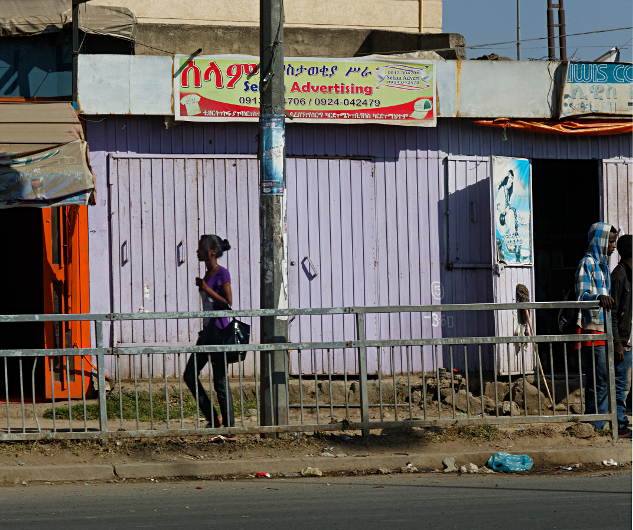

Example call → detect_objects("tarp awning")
472 118 633 136
0 140 95 208
0 102 95 208
0 102 84 157
0 1 137 40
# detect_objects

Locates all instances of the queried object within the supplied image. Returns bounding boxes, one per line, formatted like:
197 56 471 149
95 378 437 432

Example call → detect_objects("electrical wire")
357 26 633 56
464 26 633 49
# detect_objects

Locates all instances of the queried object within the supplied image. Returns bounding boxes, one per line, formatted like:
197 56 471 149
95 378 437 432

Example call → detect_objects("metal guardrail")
0 301 619 441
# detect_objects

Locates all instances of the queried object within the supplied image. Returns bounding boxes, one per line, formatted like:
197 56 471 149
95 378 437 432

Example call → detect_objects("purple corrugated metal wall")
86 117 632 377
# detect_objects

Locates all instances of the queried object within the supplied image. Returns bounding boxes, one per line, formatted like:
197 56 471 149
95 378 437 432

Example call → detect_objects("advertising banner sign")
492 157 532 265
174 55 436 126
560 62 633 118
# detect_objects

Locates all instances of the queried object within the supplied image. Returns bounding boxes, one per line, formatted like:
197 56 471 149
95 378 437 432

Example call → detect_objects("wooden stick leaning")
525 315 554 405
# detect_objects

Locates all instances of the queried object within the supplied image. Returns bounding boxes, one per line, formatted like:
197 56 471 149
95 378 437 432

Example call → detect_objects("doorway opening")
532 159 600 373
0 208 45 401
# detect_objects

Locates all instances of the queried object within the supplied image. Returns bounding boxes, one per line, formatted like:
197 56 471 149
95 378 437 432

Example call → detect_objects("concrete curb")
1 445 630 483
0 464 114 484
113 446 632 479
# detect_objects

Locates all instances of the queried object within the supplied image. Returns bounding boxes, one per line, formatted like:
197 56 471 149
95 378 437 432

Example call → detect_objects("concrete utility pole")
259 0 288 434
516 0 521 61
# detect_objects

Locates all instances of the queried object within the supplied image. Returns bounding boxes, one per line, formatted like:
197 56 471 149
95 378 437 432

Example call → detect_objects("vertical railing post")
95 318 108 433
355 312 370 437
605 316 618 440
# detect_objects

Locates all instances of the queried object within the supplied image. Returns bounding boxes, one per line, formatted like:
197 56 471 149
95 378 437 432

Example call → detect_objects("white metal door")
490 156 536 375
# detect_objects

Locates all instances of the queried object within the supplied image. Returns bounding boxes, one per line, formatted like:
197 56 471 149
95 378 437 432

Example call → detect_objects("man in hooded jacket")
575 222 617 430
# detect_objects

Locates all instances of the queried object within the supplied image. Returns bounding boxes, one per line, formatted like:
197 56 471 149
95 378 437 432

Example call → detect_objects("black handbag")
196 306 250 364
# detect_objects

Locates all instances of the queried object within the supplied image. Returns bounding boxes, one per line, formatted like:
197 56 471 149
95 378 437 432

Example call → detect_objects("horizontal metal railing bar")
0 348 105 358
113 333 604 353
110 153 259 160
0 301 601 323
0 334 605 357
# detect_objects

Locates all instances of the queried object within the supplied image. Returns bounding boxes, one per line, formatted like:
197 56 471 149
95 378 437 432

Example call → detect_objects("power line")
464 26 633 50
359 26 633 56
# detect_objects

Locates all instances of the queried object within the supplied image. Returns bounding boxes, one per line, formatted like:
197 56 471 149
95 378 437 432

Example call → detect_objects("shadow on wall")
439 165 495 372
0 36 71 98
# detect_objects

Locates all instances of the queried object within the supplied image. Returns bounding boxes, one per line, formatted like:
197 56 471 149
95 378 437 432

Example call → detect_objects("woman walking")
183 234 236 441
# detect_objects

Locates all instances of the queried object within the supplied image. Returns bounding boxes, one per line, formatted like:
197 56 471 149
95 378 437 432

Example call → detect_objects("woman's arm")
197 280 232 309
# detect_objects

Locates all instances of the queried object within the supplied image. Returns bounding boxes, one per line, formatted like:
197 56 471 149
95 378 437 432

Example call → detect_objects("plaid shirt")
575 222 613 331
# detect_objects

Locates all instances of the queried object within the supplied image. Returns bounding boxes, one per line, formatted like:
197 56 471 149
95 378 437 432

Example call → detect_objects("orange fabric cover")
472 118 632 136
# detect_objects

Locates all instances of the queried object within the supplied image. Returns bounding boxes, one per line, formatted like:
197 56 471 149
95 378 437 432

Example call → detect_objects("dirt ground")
0 421 629 472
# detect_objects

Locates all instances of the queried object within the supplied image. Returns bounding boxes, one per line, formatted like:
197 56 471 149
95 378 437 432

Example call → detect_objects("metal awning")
0 1 137 40
0 102 95 207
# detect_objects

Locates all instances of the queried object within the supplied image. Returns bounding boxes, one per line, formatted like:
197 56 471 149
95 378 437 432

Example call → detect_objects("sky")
442 0 633 62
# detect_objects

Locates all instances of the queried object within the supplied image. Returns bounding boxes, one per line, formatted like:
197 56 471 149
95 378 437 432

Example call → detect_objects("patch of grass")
43 390 258 423
456 425 499 441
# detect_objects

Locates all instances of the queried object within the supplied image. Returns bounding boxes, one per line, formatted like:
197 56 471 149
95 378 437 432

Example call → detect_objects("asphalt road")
0 472 630 530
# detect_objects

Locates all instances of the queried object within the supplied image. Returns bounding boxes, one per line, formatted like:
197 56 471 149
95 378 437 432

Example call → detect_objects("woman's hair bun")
222 239 231 252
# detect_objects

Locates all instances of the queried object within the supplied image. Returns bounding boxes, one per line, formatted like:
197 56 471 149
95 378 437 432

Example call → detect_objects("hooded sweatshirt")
575 222 613 331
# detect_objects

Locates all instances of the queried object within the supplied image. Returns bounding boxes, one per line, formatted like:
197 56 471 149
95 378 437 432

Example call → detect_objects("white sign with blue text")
560 62 633 118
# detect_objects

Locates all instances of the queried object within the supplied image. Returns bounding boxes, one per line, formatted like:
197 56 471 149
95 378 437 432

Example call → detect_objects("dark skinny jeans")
183 351 235 428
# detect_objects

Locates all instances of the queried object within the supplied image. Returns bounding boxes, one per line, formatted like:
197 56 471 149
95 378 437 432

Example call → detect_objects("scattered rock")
570 404 584 415
443 456 457 473
568 423 595 439
444 390 496 415
501 400 521 416
378 467 391 474
301 467 322 477
513 381 548 411
483 382 511 402
401 465 418 473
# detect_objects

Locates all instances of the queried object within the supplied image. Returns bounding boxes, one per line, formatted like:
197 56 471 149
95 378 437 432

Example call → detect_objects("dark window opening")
532 159 600 373
0 208 45 400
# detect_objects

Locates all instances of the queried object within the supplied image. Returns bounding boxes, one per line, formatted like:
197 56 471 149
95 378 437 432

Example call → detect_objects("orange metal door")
42 206 92 399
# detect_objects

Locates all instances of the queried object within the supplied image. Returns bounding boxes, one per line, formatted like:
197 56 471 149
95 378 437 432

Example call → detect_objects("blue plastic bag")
487 452 533 472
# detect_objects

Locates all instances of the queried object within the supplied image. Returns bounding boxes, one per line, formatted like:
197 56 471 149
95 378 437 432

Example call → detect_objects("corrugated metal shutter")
286 158 378 375
108 154 260 379
444 156 495 370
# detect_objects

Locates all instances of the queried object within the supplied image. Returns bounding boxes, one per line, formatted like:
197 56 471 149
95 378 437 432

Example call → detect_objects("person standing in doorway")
184 235 236 441
575 222 617 431
611 235 632 438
